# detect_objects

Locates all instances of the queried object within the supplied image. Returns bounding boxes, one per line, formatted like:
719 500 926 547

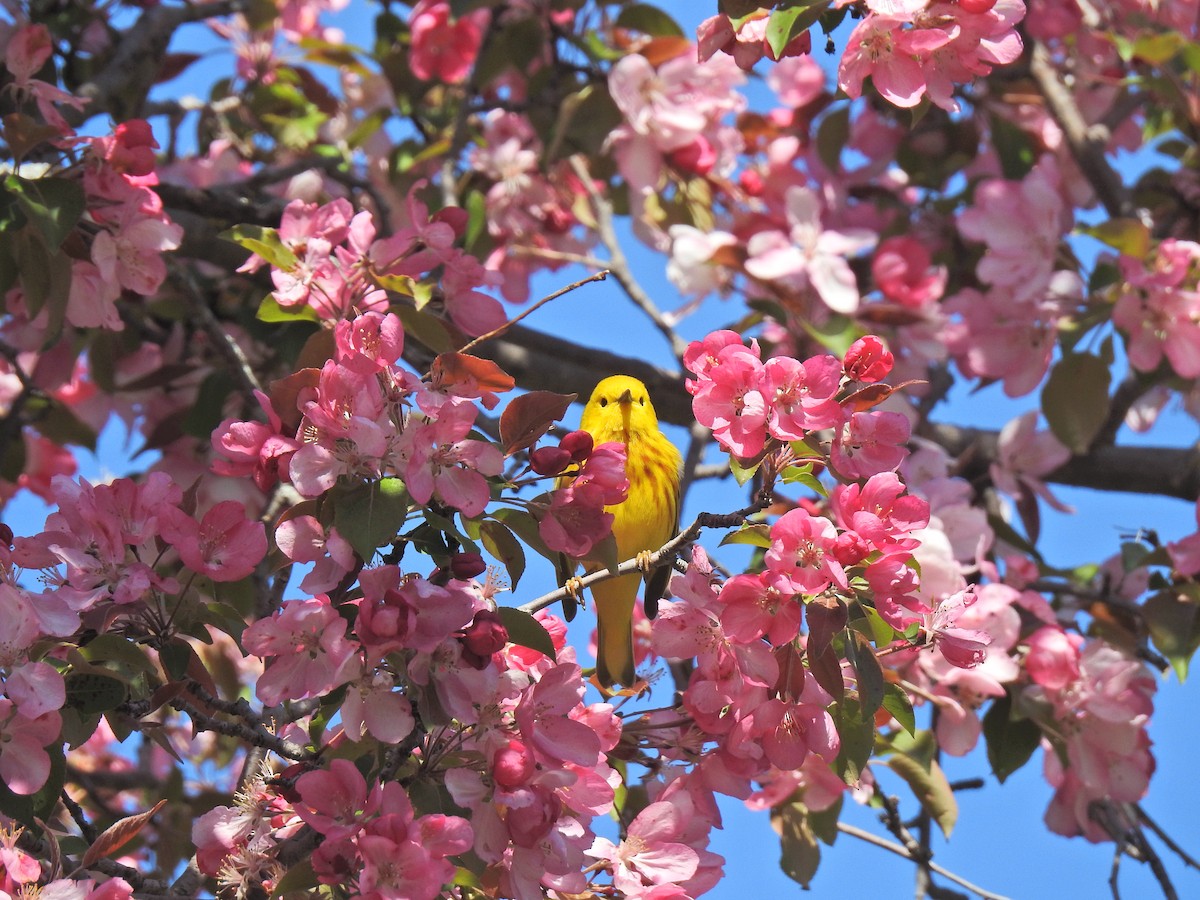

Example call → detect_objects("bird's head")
580 374 660 441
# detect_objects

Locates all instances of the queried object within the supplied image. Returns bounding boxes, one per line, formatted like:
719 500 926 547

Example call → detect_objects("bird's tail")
594 572 638 689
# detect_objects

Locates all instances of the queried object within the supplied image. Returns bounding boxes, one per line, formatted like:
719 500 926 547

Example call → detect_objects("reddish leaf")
638 35 693 66
269 368 321 433
431 352 516 397
807 595 848 659
842 380 925 412
295 328 336 373
499 390 576 456
81 800 167 868
808 644 845 701
154 53 202 84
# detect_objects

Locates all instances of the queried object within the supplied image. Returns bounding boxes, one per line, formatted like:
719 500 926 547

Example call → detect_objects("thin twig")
837 823 1013 900
517 502 765 615
1137 805 1200 872
458 269 611 355
568 155 690 362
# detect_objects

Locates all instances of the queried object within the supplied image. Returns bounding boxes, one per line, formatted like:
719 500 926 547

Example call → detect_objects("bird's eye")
639 397 645 406
599 398 608 407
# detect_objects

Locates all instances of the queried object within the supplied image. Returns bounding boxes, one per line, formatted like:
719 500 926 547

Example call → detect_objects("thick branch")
1029 41 1131 218
924 421 1200 502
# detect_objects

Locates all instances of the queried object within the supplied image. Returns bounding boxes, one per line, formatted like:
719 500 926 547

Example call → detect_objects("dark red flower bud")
460 609 509 668
558 430 594 462
530 446 573 476
449 551 487 580
0 523 12 547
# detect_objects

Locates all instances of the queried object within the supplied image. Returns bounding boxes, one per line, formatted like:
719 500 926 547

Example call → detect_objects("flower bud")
449 551 487 580
492 739 535 789
558 430 594 462
460 609 508 668
843 335 894 383
958 0 998 12
530 446 573 476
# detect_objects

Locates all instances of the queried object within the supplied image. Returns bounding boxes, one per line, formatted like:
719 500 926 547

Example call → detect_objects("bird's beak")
618 389 634 406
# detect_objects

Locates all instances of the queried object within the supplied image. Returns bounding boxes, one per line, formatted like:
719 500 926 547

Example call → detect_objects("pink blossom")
718 571 802 646
764 507 847 595
402 402 504 518
1025 626 1082 691
0 698 60 794
341 670 416 743
989 411 1073 513
408 0 488 84
158 501 267 582
4 24 53 83
842 335 894 383
294 758 379 840
761 354 844 440
744 185 875 315
929 589 991 668
91 204 183 296
957 155 1070 303
689 341 769 459
831 410 911 480
242 596 359 705
355 568 477 656
871 235 947 309
767 55 825 108
587 800 700 895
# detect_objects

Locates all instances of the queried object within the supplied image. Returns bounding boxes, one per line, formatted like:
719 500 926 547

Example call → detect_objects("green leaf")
816 106 850 173
270 858 317 899
0 741 65 827
1143 588 1200 682
729 453 761 486
883 752 957 838
719 523 772 549
331 477 411 561
831 696 874 784
64 670 129 714
480 519 526 589
771 801 821 888
9 175 85 249
881 682 916 736
497 607 556 660
220 224 298 270
615 3 685 36
257 293 321 323
982 691 1042 783
848 630 884 715
779 462 827 496
1079 218 1151 258
1041 353 1111 454
765 3 826 61
393 303 455 354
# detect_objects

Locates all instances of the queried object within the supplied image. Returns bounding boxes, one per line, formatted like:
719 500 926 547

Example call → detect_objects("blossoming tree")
1 0 1199 897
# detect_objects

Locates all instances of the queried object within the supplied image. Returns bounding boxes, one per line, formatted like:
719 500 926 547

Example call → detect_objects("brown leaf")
842 379 925 412
806 595 847 659
499 390 576 456
269 368 320 433
81 800 167 868
431 352 516 398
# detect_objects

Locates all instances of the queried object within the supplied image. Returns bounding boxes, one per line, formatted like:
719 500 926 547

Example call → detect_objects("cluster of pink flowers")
684 330 909 482
470 110 594 302
534 431 629 559
945 156 1078 398
238 190 506 335
838 0 1026 113
1025 632 1157 841
1112 238 1200 379
0 473 264 795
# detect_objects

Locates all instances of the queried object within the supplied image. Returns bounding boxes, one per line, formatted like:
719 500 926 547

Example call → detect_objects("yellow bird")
577 375 681 689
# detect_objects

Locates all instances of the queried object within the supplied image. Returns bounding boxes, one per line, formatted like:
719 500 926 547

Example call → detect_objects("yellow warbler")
577 375 681 689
